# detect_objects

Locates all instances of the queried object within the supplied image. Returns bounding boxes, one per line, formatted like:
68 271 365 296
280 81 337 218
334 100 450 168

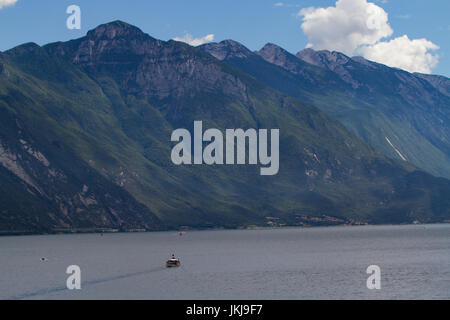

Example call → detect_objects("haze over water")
1 224 449 300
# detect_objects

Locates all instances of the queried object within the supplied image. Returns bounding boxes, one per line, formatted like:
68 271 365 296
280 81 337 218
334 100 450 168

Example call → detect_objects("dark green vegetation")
0 21 449 234
200 42 450 179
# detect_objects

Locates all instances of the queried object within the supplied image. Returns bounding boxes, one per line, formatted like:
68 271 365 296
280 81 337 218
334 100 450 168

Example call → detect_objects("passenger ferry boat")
166 255 181 268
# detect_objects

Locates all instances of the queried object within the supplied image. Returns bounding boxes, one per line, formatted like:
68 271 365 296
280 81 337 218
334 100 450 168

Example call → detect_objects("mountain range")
0 21 449 234
200 41 450 179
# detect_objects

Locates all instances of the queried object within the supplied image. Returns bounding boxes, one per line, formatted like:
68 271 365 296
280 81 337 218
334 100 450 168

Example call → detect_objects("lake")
0 224 449 300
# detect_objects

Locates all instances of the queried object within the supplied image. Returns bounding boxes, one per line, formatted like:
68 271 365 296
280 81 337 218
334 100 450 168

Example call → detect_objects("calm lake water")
0 224 449 300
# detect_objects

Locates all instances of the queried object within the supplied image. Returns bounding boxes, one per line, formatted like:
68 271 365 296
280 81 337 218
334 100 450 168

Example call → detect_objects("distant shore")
1 220 449 237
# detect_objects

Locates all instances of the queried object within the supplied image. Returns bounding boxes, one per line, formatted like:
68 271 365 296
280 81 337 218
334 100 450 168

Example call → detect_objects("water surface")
0 224 449 299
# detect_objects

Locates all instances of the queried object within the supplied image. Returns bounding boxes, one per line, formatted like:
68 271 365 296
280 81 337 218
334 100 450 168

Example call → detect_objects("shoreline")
1 221 449 238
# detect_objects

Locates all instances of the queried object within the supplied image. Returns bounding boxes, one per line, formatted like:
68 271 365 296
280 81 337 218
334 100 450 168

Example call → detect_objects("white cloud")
298 0 393 55
297 0 440 74
274 2 301 8
0 0 18 9
173 33 215 47
359 35 439 74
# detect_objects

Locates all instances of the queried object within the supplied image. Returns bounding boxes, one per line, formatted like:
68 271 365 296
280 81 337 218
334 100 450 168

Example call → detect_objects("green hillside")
0 21 449 234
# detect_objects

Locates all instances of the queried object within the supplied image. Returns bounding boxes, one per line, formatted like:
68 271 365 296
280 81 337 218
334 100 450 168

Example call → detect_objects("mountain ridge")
201 39 450 179
0 21 449 234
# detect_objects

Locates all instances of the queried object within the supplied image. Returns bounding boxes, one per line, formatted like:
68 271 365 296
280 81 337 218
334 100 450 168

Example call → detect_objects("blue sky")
0 0 449 76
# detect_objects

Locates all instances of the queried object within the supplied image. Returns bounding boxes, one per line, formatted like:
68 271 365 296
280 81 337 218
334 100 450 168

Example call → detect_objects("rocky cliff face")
47 22 254 121
296 48 363 89
0 123 163 234
257 44 322 79
200 40 254 61
414 73 450 98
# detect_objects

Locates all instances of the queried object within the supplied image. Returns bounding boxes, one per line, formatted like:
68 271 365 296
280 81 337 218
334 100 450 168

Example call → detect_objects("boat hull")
166 260 181 268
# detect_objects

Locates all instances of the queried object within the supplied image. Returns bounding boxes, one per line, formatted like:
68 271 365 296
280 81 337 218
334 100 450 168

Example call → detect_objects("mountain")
0 41 163 235
200 41 450 179
0 21 449 234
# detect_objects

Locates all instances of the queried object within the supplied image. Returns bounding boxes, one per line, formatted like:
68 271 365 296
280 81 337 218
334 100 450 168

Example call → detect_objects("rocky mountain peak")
86 20 150 41
296 48 365 88
45 20 160 67
256 43 314 76
256 43 291 64
199 40 253 60
296 48 351 71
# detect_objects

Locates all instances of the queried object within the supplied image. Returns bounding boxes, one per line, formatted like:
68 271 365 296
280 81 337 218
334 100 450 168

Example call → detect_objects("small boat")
166 255 181 268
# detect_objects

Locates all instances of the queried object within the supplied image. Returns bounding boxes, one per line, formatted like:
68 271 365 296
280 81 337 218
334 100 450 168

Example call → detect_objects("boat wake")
8 266 167 300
